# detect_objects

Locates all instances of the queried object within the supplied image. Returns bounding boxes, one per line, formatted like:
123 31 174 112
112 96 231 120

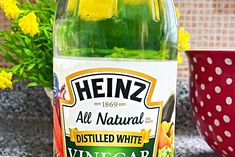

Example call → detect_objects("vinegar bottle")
53 0 178 157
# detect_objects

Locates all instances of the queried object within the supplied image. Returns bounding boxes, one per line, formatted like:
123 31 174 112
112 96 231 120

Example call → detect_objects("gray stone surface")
0 118 52 156
0 80 219 157
0 81 51 120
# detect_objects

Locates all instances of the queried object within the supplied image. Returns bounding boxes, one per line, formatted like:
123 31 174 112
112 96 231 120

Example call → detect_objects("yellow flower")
0 71 13 89
0 0 20 19
175 7 180 19
178 27 190 52
177 52 183 64
19 12 39 37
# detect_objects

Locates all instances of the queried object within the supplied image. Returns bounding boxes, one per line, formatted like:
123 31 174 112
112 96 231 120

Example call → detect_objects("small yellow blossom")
175 7 180 19
19 12 39 37
177 52 183 64
178 27 190 52
0 71 13 89
0 0 20 19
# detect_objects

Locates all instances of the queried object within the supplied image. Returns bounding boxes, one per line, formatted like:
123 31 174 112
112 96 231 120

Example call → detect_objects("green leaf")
11 65 21 74
27 63 36 71
27 82 39 87
43 29 50 39
23 48 34 57
20 66 25 76
3 52 18 65
0 31 4 36
39 73 45 81
23 36 31 46
13 79 20 83
38 63 44 69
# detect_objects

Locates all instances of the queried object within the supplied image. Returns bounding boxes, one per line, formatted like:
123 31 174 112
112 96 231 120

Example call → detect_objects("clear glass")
54 0 178 60
53 1 178 157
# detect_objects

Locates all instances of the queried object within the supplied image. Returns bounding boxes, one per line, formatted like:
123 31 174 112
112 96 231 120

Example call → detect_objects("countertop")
0 80 219 157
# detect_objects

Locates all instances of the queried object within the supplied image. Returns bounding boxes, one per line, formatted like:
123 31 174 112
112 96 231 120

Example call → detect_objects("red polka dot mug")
186 50 235 157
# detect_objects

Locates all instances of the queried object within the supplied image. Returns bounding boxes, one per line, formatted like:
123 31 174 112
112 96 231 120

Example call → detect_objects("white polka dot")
209 125 213 131
195 90 198 97
201 66 205 72
211 145 216 150
222 150 227 155
207 57 213 64
222 150 228 155
226 97 232 105
216 105 222 112
200 84 205 90
201 116 205 121
196 126 201 134
200 101 204 107
192 98 194 103
191 65 194 71
225 58 233 65
194 106 198 113
195 74 198 80
207 112 212 117
225 131 232 138
228 146 234 152
215 86 221 93
191 81 194 87
193 57 197 63
223 115 231 123
214 141 218 145
215 67 222 75
226 78 233 85
197 120 201 126
205 131 208 136
217 135 223 142
207 94 211 99
214 119 220 126
192 111 195 117
208 76 213 82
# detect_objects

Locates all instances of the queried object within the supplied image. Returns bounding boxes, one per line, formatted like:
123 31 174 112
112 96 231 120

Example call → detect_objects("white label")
54 57 177 157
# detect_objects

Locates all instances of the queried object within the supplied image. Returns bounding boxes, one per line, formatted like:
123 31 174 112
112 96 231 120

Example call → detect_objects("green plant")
0 0 56 88
0 1 190 89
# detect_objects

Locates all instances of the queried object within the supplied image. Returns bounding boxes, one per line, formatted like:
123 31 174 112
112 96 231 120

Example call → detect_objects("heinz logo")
75 77 146 102
60 68 163 107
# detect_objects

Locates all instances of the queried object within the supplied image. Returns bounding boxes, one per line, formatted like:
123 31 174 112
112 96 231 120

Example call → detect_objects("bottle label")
54 57 177 157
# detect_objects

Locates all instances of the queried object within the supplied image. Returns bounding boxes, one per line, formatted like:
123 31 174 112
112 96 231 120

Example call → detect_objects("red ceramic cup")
186 50 235 157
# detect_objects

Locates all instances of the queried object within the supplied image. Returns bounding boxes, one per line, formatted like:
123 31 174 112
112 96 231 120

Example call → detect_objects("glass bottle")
53 0 178 156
